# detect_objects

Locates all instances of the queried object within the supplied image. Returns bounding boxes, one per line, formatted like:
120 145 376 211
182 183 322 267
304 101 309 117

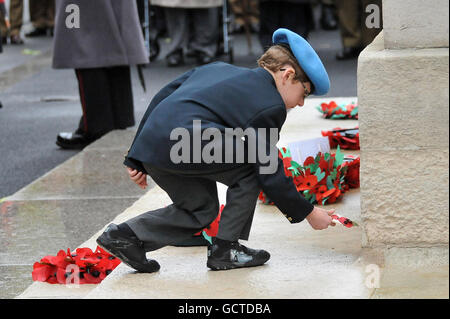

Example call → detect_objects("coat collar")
253 67 277 88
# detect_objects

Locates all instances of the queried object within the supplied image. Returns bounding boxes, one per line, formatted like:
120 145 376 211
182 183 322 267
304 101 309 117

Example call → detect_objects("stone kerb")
358 32 449 247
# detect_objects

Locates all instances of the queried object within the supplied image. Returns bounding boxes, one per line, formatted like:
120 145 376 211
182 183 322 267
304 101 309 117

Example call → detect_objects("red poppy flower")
315 185 328 204
194 204 224 236
319 158 329 171
204 204 223 237
331 214 358 228
320 101 338 117
297 174 318 191
32 262 56 282
41 249 70 269
303 156 315 167
343 157 360 188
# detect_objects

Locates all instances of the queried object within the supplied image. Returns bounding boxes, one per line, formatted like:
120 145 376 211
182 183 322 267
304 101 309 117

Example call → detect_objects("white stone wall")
358 26 449 246
382 0 449 49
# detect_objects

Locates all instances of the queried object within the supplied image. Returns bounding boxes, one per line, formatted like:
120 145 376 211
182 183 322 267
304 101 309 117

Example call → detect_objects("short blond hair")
257 44 313 90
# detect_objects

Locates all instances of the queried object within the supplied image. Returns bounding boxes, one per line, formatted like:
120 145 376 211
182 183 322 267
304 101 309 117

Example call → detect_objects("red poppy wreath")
322 127 360 150
259 146 360 206
317 101 358 119
32 246 121 285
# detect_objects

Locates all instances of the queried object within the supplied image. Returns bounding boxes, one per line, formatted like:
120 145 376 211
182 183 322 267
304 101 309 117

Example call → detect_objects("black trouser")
75 66 135 138
258 1 314 50
126 164 261 252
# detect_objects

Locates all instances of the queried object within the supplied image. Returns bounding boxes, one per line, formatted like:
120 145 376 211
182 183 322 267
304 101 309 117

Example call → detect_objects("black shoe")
195 51 214 65
320 5 338 31
25 27 47 37
336 47 362 60
96 224 160 273
149 40 160 62
166 50 184 67
56 130 96 149
207 238 270 271
1 37 7 45
10 35 24 45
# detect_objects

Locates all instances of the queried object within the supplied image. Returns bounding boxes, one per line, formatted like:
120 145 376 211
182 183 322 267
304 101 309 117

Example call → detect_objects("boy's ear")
281 67 295 83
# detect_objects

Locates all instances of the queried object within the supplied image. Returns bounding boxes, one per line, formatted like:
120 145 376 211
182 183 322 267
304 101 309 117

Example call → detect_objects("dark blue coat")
124 62 314 223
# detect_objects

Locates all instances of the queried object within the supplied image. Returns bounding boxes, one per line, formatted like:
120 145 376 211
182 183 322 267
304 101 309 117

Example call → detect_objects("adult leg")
0 4 7 41
74 68 116 138
9 0 24 42
258 1 280 51
105 66 135 130
189 7 219 63
56 68 116 149
43 0 55 29
28 0 46 29
335 0 362 59
164 7 188 65
279 2 314 40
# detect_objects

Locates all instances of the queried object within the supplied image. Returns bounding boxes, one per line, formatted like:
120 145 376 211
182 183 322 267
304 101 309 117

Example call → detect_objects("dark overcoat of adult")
52 0 148 69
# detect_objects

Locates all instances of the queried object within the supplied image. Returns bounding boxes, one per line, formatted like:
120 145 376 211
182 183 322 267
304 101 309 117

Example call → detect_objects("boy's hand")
127 167 148 189
306 206 336 230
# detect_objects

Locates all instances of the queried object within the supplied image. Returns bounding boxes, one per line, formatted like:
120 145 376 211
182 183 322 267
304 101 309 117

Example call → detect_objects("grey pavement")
0 25 362 299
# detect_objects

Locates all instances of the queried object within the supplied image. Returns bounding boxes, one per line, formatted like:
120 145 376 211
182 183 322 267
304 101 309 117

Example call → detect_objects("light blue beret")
272 28 330 96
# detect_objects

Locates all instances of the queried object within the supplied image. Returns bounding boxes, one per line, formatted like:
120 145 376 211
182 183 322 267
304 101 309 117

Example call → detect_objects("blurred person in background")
258 0 315 50
229 0 259 33
335 0 382 60
319 0 337 31
0 0 4 108
151 0 221 67
0 0 24 44
25 0 54 37
53 0 149 149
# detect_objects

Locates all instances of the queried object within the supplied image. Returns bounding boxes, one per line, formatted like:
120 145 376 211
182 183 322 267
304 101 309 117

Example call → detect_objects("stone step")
84 186 368 299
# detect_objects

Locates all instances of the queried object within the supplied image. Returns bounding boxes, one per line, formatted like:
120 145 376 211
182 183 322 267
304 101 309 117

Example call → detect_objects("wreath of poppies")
317 101 358 119
259 146 360 206
32 246 121 285
322 127 360 150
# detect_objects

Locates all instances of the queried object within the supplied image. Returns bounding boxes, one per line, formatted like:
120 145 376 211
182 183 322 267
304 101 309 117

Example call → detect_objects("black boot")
207 238 270 271
195 51 214 66
96 224 160 273
56 129 97 149
166 49 184 67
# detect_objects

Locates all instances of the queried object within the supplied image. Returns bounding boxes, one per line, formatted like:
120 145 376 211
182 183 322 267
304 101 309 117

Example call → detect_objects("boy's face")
274 66 312 109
